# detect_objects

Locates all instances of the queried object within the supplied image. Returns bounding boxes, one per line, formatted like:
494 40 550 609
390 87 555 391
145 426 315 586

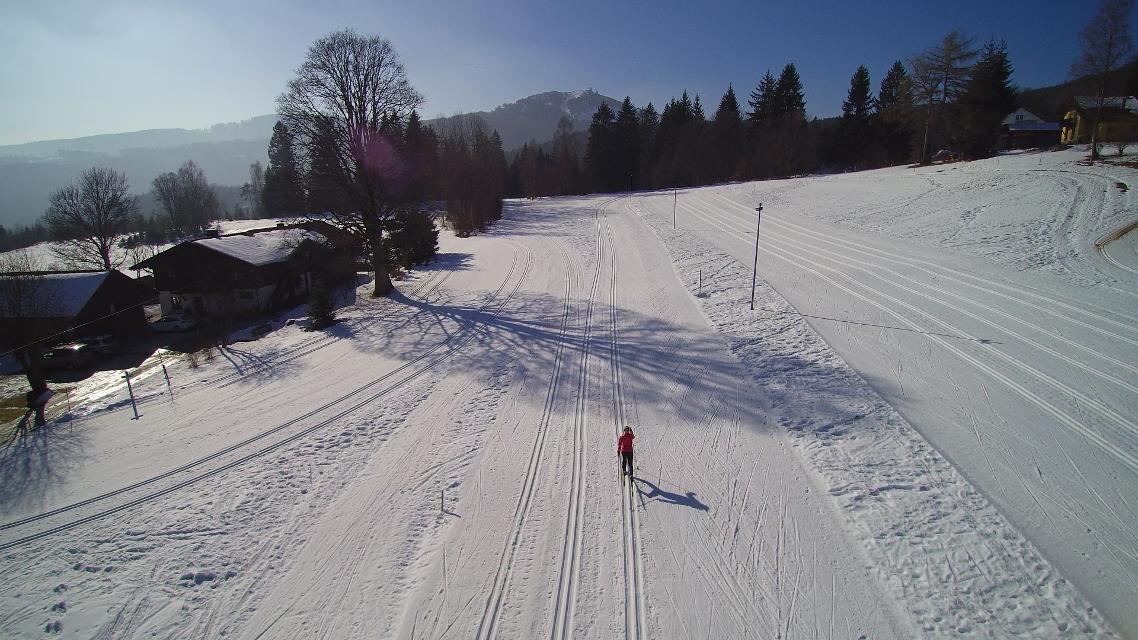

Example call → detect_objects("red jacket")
617 432 634 454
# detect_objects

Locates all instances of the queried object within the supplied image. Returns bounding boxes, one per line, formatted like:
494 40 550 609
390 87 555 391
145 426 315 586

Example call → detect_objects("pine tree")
774 64 807 122
636 104 659 188
748 71 777 127
615 97 640 190
710 85 744 181
957 40 1018 159
552 117 581 196
585 102 619 192
835 65 875 168
263 122 307 215
876 61 915 164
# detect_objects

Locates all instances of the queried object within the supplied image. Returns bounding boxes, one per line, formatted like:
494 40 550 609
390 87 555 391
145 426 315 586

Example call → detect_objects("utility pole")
673 189 677 229
750 203 763 311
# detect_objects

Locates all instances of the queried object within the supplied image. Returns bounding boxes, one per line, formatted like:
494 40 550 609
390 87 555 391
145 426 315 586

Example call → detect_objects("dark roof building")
0 270 156 345
131 221 357 321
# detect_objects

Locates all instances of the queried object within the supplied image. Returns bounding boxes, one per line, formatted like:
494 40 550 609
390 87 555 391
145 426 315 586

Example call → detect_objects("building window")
1015 114 1024 122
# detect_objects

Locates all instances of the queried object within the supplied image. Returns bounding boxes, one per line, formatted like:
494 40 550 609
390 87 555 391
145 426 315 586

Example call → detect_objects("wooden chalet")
0 270 156 343
131 221 356 320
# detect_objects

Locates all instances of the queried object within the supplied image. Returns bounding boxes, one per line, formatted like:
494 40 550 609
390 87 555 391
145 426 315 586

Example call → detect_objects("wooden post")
750 204 763 311
123 371 139 420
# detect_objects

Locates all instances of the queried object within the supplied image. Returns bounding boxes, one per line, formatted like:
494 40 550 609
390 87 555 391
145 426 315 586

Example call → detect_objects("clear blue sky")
0 0 1129 145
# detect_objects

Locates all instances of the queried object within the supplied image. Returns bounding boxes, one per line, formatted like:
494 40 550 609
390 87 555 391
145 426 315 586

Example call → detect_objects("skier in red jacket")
617 426 635 478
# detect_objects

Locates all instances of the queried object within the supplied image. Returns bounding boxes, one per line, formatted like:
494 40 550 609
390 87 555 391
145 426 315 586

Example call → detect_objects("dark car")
150 315 197 332
76 334 120 357
41 343 95 370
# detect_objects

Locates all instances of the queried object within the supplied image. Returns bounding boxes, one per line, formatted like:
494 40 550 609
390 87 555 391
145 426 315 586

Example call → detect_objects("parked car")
76 334 120 357
150 315 197 332
41 343 95 370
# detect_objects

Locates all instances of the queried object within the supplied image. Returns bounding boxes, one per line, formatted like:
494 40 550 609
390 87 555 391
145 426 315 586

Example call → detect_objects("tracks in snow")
604 204 649 640
670 190 1138 473
0 247 530 551
476 196 647 640
476 243 577 640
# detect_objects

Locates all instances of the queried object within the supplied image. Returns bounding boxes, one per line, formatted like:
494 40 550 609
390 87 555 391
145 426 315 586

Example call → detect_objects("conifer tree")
585 102 619 191
835 65 875 168
263 121 307 215
636 103 659 188
747 71 777 127
552 117 581 195
774 64 807 122
710 85 744 181
876 61 915 164
957 40 1017 159
615 97 641 190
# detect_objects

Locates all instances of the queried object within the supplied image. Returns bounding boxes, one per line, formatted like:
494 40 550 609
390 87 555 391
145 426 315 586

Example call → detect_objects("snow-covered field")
0 148 1134 638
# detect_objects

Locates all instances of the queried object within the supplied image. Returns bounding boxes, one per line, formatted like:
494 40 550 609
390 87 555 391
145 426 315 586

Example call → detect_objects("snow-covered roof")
0 271 108 318
195 229 325 267
1002 108 1045 125
1073 96 1138 113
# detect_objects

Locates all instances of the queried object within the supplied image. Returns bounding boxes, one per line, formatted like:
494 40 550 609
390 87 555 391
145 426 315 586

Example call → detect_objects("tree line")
16 29 514 292
528 35 1018 198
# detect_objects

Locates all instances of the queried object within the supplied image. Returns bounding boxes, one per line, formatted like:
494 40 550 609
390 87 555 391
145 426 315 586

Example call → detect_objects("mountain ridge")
0 90 618 226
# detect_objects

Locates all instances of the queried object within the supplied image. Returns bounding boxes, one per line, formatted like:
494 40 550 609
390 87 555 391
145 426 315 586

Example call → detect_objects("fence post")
123 371 139 420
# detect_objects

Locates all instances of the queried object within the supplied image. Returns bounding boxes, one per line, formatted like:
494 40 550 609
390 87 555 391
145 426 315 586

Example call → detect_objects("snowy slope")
635 147 1136 637
0 149 1130 638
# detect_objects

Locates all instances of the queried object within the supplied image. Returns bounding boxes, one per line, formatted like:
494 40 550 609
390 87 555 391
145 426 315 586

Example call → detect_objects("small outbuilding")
0 270 156 342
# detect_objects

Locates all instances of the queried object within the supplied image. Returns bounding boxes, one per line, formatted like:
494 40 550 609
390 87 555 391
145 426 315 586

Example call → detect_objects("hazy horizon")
1 0 1125 146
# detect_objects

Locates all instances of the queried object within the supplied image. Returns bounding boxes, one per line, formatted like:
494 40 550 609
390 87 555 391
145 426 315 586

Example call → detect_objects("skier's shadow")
634 478 709 512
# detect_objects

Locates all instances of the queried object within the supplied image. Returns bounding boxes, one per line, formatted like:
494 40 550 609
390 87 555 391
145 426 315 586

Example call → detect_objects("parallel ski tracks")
668 192 1138 473
550 203 604 640
478 196 633 640
0 248 530 550
476 244 577 640
604 203 648 640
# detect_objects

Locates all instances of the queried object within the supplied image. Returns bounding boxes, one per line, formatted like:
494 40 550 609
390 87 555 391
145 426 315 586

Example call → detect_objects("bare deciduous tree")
44 167 138 270
152 160 220 237
277 29 424 296
909 30 977 163
1071 0 1135 161
0 251 62 427
241 161 266 219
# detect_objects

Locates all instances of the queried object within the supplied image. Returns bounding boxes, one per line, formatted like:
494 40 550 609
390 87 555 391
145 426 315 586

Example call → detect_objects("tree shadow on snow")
0 414 91 517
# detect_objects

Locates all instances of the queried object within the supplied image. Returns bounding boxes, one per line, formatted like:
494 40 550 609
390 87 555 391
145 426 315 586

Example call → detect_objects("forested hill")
0 91 617 227
1019 58 1138 121
427 90 620 150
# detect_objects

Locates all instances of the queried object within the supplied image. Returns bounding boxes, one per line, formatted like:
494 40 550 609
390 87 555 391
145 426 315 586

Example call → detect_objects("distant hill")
0 116 278 227
1018 58 1138 122
0 91 619 227
427 90 620 151
0 115 279 160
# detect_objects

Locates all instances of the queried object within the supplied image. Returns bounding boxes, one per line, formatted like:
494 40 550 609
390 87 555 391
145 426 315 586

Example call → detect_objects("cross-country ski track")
0 148 1132 638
